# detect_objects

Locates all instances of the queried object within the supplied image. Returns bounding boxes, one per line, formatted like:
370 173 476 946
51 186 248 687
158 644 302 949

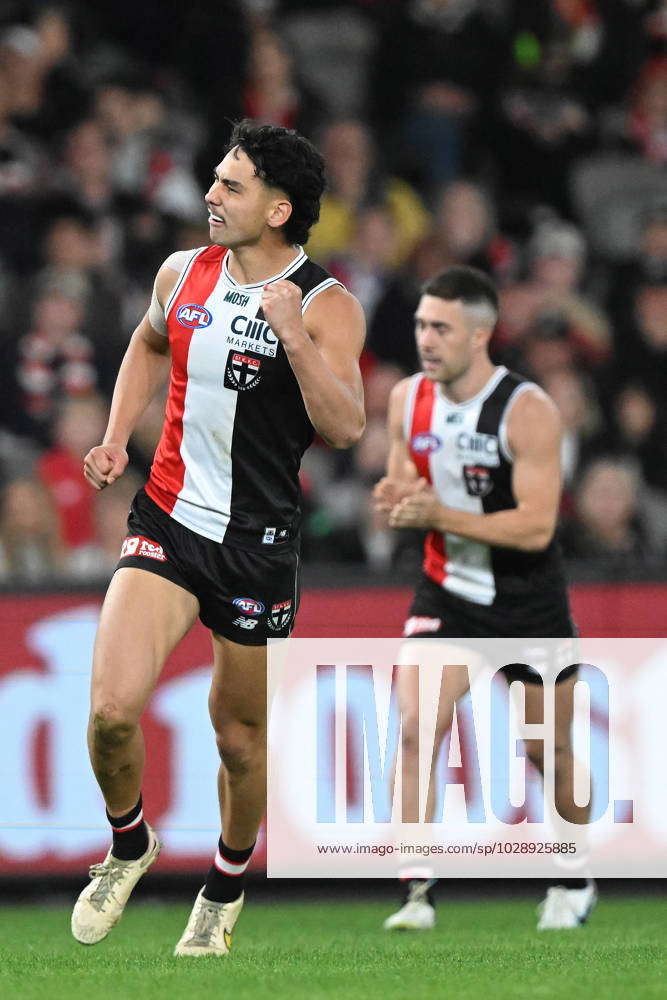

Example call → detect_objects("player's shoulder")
389 373 421 413
290 253 350 315
505 377 561 448
155 245 222 304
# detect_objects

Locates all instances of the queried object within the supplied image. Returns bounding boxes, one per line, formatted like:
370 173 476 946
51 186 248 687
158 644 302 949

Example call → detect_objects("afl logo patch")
233 597 265 615
176 303 212 329
411 432 442 454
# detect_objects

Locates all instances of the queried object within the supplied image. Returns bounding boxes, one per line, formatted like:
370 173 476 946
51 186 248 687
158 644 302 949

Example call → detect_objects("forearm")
283 331 365 448
104 337 170 447
433 504 554 552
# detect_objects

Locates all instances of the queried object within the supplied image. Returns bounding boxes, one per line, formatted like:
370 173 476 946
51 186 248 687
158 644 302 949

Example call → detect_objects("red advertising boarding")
0 584 664 874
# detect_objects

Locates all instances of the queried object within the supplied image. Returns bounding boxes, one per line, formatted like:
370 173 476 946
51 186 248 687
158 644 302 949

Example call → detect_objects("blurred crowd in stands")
0 0 665 581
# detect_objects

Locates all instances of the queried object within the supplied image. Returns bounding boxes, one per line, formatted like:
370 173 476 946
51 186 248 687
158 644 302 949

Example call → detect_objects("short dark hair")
422 266 499 317
225 119 325 246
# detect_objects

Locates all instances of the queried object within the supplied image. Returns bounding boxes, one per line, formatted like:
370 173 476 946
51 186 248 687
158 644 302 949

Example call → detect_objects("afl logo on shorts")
176 303 213 329
232 597 265 616
411 432 442 454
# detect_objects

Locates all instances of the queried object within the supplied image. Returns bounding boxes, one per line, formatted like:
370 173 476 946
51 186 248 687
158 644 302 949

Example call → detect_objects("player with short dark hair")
374 265 596 932
71 120 365 956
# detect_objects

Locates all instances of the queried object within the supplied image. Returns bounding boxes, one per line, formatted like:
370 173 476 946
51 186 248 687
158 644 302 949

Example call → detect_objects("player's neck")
226 240 301 286
438 358 498 405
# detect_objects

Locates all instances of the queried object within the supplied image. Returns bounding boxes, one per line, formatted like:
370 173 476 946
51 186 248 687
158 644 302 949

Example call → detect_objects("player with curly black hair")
71 120 366 955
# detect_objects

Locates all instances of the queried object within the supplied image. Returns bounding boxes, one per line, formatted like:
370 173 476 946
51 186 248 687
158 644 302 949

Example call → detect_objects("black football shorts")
405 573 578 684
115 488 300 645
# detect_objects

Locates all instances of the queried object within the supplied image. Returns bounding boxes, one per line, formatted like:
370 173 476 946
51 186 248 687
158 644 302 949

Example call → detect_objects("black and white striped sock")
107 796 149 861
202 837 255 903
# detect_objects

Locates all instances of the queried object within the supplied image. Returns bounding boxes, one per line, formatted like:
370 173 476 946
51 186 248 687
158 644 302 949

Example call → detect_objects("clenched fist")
260 279 303 344
83 443 128 490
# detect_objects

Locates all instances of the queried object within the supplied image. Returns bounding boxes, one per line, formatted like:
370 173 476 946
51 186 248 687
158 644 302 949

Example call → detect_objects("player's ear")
474 325 493 350
267 197 293 231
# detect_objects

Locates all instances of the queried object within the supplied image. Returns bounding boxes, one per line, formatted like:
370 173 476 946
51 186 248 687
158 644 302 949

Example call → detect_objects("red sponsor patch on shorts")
403 615 442 637
120 535 167 562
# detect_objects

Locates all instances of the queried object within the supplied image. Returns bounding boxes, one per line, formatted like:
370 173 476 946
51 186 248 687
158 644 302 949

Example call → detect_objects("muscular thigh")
209 634 267 728
92 567 200 721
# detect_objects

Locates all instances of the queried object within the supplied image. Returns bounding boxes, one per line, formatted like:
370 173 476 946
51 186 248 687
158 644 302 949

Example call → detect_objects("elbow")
327 413 366 450
521 524 556 552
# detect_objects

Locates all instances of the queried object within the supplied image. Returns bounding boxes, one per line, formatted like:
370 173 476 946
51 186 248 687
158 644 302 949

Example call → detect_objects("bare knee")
90 704 137 752
400 716 420 757
214 720 266 777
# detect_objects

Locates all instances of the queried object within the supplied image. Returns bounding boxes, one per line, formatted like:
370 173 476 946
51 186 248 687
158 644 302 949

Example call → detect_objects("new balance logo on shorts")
232 617 258 630
120 536 167 562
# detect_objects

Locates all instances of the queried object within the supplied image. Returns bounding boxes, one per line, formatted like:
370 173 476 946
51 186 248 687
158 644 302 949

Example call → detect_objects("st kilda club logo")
224 349 262 391
267 600 293 632
463 465 494 498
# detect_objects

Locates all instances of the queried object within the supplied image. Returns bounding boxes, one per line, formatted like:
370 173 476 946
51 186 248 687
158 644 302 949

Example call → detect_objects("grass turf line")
0 898 664 1000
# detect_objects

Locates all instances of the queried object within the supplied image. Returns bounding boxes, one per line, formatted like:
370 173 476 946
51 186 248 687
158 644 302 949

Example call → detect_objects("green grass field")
1 897 664 1000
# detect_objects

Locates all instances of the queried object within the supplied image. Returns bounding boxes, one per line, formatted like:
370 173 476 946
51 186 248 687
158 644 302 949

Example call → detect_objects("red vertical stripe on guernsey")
408 376 447 586
146 246 226 514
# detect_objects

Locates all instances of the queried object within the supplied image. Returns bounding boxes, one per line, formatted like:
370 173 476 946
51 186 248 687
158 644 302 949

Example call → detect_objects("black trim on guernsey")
221 256 342 551
408 369 577 654
473 372 574 621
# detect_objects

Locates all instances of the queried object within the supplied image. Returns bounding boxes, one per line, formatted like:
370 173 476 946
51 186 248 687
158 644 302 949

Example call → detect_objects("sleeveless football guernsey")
146 245 342 547
404 366 569 610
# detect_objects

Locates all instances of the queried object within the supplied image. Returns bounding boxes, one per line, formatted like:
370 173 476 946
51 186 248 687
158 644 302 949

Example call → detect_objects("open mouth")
208 213 225 225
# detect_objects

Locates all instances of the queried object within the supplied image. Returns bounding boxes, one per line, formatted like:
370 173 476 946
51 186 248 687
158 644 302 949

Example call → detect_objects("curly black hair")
224 119 326 246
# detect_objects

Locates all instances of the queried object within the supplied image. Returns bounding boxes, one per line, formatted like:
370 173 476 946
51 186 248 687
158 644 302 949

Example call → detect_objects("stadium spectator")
0 281 102 447
242 25 324 137
498 219 611 369
94 77 202 221
541 367 602 493
608 382 667 493
37 395 108 559
432 179 518 284
371 0 506 194
327 206 398 322
365 235 451 374
0 476 62 581
561 456 656 562
306 119 430 267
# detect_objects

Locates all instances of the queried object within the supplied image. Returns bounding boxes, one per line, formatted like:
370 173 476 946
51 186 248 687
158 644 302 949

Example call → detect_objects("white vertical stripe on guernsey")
164 247 208 319
429 389 496 606
214 847 250 876
498 382 536 462
403 373 422 442
170 277 240 542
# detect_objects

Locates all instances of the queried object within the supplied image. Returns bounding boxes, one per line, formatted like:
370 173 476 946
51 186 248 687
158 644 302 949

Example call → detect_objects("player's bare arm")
260 280 366 448
373 377 420 512
83 260 178 490
389 388 562 552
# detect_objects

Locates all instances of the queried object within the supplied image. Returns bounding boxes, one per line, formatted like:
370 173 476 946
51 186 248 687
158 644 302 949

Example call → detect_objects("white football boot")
71 825 161 944
174 888 245 956
537 879 597 930
383 879 436 931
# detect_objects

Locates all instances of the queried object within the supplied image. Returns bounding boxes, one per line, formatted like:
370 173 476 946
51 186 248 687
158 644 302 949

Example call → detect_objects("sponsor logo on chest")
455 430 500 467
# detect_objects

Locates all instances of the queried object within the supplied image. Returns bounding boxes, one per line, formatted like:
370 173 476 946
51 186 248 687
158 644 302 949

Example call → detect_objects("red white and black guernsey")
145 245 342 549
404 366 573 632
